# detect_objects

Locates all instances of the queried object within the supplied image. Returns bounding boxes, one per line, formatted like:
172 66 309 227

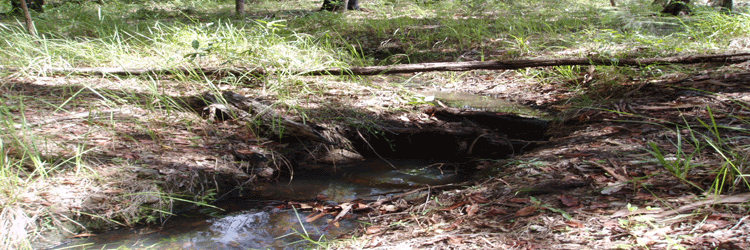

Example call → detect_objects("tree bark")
710 0 732 12
181 92 549 160
236 0 245 16
339 0 349 13
181 91 334 145
19 0 37 36
15 52 750 77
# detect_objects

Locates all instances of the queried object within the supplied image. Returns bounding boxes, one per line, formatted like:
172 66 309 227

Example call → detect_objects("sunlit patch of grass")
0 73 222 248
2 0 746 80
1 9 352 80
696 107 750 194
0 106 90 249
648 126 706 192
648 105 750 195
0 139 34 250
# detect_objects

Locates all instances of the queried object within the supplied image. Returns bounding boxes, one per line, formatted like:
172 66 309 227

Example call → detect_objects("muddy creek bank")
51 90 551 249
54 158 468 249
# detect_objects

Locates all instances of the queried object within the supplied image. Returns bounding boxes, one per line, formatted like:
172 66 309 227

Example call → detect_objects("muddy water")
54 159 462 250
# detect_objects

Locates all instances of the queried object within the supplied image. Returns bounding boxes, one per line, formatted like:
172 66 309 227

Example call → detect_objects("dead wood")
9 52 750 77
368 183 464 208
182 91 334 145
316 52 750 75
180 92 549 161
650 193 750 220
347 107 549 159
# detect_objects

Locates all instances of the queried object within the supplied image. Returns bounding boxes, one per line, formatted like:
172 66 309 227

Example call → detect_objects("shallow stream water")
54 92 546 249
54 159 462 250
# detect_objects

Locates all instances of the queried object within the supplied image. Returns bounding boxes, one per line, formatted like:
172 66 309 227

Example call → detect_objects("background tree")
660 0 691 15
236 0 245 15
321 0 359 11
10 0 44 13
17 0 37 36
710 0 732 12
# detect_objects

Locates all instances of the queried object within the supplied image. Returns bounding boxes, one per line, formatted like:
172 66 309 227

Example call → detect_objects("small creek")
54 92 547 249
54 159 464 250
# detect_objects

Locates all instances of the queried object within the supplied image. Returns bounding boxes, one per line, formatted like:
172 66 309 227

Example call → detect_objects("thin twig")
356 129 396 169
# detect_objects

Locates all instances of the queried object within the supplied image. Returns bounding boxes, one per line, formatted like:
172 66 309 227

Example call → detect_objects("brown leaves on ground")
341 71 750 249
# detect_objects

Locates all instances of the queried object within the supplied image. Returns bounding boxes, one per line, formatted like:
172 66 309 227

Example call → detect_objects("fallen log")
180 91 335 145
7 52 750 77
345 107 550 159
181 91 549 161
306 52 750 75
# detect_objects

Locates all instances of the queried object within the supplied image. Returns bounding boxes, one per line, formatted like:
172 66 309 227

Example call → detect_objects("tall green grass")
648 105 750 195
3 0 748 73
1 4 352 79
0 138 34 250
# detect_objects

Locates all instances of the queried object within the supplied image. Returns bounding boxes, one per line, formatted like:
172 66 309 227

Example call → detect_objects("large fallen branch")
5 52 750 77
181 91 334 145
313 52 750 75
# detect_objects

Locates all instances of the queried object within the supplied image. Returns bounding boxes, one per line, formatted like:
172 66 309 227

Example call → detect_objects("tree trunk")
236 0 245 16
609 0 616 7
19 0 36 36
710 0 733 12
339 0 349 13
661 0 691 15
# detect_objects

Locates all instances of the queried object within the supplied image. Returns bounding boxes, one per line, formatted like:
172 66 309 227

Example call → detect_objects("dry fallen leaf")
442 201 470 211
510 198 531 203
297 203 313 209
515 206 539 217
447 236 463 245
365 226 385 235
559 194 579 207
565 220 585 228
368 236 383 247
467 203 480 217
382 204 398 212
486 208 508 216
305 212 327 223
72 233 97 238
469 194 489 203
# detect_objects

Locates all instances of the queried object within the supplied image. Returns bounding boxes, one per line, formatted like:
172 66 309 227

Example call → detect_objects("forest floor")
324 62 750 249
3 5 750 248
3 58 750 250
5 59 750 250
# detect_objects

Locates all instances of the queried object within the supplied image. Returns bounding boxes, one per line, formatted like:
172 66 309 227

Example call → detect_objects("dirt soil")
3 60 750 249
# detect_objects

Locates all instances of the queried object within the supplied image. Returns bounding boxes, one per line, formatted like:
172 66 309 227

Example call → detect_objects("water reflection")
249 158 460 203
